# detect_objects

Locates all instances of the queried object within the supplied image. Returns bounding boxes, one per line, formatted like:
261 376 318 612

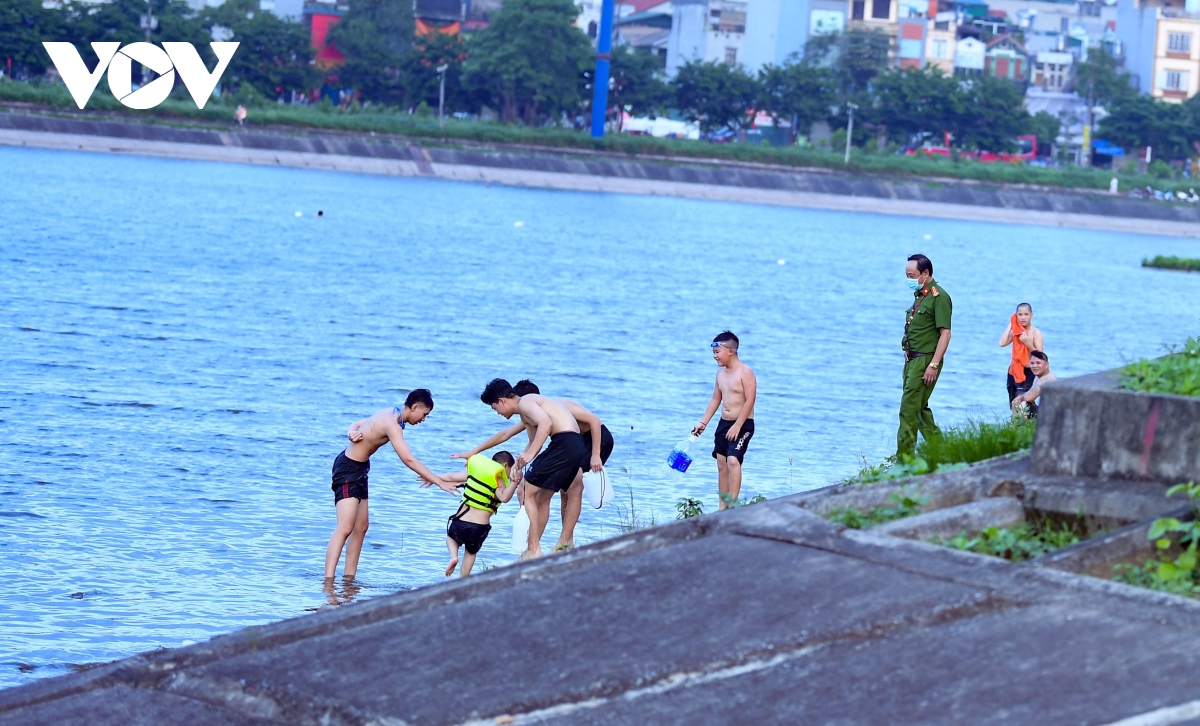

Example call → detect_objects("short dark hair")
907 254 933 276
492 450 515 467
1030 350 1048 363
513 379 540 396
713 330 739 349
480 378 517 405
1016 302 1032 313
405 389 434 411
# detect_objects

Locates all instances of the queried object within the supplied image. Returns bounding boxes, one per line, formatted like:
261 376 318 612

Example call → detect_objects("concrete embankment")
4 109 1200 237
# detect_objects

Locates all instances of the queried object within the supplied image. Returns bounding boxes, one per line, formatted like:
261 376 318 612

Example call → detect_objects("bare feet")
553 538 574 552
517 547 543 561
445 555 458 577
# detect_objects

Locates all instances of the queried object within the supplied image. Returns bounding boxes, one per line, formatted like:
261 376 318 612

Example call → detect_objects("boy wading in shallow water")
461 378 585 560
692 331 758 510
429 451 520 577
327 389 454 580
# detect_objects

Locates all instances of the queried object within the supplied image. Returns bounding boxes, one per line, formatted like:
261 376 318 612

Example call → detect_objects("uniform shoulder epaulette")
931 286 940 297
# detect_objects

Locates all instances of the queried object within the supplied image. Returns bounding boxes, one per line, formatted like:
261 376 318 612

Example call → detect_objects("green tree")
672 59 758 133
954 75 1027 151
608 45 671 120
326 0 413 105
756 58 834 139
872 67 963 144
1102 95 1194 161
1075 46 1137 109
1025 110 1061 150
405 30 471 112
805 29 891 96
463 0 593 124
204 0 313 100
0 0 63 76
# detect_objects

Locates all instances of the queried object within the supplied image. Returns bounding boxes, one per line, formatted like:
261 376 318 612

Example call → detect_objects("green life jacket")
462 454 508 514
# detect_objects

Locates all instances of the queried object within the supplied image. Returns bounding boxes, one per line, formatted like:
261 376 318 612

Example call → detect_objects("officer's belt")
904 351 934 361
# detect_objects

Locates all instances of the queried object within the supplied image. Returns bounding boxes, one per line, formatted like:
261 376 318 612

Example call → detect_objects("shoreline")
4 124 1200 237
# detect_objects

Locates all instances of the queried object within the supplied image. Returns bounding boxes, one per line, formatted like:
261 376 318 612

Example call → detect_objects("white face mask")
906 277 923 291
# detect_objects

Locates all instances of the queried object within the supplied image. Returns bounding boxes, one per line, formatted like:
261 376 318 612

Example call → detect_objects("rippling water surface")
1 145 1198 688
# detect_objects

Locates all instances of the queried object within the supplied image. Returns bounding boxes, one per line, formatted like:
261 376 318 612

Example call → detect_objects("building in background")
954 35 986 74
665 0 747 74
741 0 845 71
1033 49 1073 90
1118 0 1200 101
615 0 672 64
984 32 1029 80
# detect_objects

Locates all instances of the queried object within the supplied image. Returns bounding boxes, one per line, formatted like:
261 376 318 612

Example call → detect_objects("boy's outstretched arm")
516 399 552 468
386 424 455 493
726 369 757 440
692 382 723 436
451 422 527 459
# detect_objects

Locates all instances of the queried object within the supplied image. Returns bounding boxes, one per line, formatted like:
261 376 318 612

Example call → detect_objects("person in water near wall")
898 254 952 458
999 302 1044 407
330 390 455 580
511 379 613 551
692 331 757 510
429 451 520 577
458 379 585 560
1012 350 1056 419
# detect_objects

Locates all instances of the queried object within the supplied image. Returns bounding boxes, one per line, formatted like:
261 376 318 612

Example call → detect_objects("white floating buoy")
777 259 786 265
295 211 302 217
513 221 524 228
923 234 932 240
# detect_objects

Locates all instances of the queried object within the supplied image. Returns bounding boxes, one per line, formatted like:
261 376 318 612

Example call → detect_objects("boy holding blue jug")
691 331 757 509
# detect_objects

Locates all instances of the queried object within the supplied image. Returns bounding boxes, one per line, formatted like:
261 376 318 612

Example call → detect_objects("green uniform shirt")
902 280 952 354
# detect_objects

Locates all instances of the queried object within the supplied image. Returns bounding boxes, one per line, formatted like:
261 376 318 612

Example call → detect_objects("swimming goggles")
710 341 738 351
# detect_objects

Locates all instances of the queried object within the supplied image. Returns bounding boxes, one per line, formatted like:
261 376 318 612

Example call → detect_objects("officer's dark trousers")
897 357 942 457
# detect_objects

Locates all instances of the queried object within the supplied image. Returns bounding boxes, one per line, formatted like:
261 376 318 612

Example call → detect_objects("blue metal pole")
589 0 615 138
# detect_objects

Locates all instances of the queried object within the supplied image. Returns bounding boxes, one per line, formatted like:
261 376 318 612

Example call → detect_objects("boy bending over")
432 451 519 577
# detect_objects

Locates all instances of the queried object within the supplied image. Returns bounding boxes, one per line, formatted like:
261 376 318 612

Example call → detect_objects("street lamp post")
844 102 858 165
436 64 448 130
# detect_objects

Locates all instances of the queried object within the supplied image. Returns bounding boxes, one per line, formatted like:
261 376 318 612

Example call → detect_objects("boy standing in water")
428 451 520 577
327 390 454 580
692 331 758 510
1013 350 1057 418
461 379 586 559
999 302 1044 406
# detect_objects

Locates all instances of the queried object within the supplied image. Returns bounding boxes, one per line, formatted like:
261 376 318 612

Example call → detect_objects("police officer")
898 253 952 457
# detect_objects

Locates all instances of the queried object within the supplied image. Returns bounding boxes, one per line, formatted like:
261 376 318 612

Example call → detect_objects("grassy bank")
845 417 1036 485
1142 255 1200 272
1120 334 1200 397
0 77 1191 194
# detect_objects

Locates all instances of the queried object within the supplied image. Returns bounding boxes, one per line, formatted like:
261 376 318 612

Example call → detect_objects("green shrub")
826 491 928 529
1120 335 1200 397
1142 255 1200 273
931 518 1084 561
845 417 1034 485
1114 481 1200 598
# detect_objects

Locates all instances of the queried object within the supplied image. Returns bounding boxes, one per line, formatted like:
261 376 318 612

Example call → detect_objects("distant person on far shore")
999 302 1044 407
329 390 455 580
692 331 757 510
1012 351 1056 418
235 104 247 127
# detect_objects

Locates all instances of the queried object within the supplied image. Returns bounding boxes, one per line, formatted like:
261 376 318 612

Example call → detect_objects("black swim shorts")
525 431 587 492
712 418 754 463
578 424 615 471
447 517 491 555
332 451 370 503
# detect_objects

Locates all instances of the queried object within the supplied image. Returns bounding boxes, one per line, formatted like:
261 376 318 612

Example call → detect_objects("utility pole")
589 0 616 138
436 64 448 129
1082 60 1095 168
844 102 858 164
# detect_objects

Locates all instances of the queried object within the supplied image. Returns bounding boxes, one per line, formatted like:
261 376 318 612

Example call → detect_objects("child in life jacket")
431 451 519 577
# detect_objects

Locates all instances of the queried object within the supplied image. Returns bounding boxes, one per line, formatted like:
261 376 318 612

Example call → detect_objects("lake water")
1 144 1198 689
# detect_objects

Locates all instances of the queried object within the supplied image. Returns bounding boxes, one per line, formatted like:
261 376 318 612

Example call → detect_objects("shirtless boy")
1012 350 1056 419
429 451 519 578
692 331 758 510
326 389 454 580
999 303 1044 406
459 378 585 559
512 379 613 550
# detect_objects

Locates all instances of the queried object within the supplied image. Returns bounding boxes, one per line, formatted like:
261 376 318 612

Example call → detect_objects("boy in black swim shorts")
692 331 758 509
325 390 453 580
430 451 519 577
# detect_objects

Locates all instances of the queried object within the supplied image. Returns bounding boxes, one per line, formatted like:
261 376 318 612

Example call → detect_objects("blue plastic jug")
667 434 701 473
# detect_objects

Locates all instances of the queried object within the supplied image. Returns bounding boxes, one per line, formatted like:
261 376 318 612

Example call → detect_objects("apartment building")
666 0 748 74
742 0 847 71
1118 0 1200 100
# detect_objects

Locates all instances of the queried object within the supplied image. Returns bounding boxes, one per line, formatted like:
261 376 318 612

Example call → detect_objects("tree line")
3 0 1197 157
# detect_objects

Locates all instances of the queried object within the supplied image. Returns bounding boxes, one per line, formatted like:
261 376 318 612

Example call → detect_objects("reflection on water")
1 145 1198 688
321 577 364 609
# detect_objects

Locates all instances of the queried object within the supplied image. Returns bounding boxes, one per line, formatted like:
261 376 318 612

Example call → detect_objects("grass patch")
1143 255 1200 273
930 516 1089 562
826 491 928 529
845 417 1035 485
1120 334 1200 397
1114 482 1200 598
3 77 1197 193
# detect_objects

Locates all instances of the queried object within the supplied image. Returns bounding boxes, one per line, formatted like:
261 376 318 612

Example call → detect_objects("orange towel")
1008 313 1029 384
